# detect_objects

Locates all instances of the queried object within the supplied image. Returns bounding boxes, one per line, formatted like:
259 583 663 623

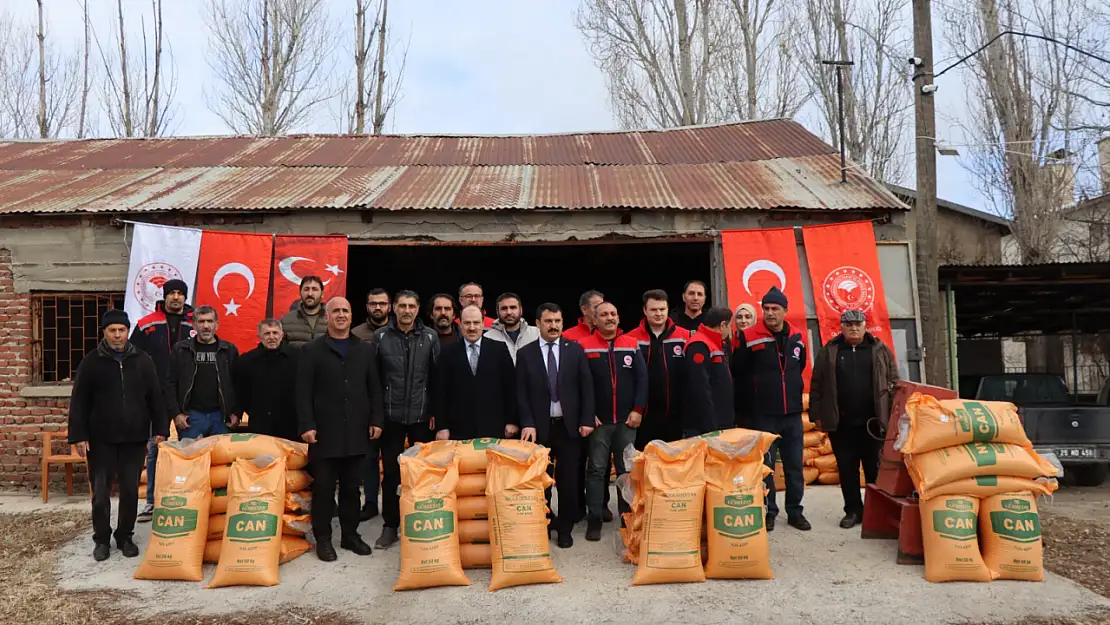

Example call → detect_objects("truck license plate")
1055 447 1096 459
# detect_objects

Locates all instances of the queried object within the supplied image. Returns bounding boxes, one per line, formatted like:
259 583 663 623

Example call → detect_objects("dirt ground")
3 485 1108 625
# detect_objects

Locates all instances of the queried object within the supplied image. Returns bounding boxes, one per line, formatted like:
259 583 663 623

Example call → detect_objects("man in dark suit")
434 305 518 440
517 303 595 549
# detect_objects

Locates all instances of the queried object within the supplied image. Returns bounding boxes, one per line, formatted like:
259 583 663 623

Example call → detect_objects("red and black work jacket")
731 321 807 417
562 319 592 343
627 319 692 422
578 330 648 425
682 325 734 435
131 301 194 382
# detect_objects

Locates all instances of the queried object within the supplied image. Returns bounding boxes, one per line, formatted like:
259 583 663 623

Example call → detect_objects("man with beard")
372 290 440 549
165 306 241 439
353 288 391 340
427 293 460 347
234 319 299 441
297 297 384 561
671 280 707 331
282 276 327 346
132 279 192 523
70 310 167 561
434 306 517 440
484 292 540 364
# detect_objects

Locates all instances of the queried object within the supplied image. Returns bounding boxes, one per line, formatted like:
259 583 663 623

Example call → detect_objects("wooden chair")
41 430 89 503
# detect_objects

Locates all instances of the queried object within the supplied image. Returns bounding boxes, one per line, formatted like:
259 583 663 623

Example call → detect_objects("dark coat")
682 326 734 435
281 305 327 347
810 333 899 432
516 338 595 445
69 341 168 444
731 321 808 417
130 301 194 382
578 331 648 425
165 336 240 421
296 334 385 459
234 343 300 440
433 339 517 440
374 318 440 425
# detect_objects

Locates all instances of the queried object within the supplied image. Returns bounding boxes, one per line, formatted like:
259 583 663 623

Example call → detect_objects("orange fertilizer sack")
455 438 536 474
919 475 1058 501
285 469 312 492
207 513 227 540
920 495 995 583
138 484 147 500
486 444 560 591
812 454 837 472
211 488 228 514
703 436 775 580
817 471 840 485
803 431 827 448
906 443 1058 498
980 492 1044 581
394 444 470 591
900 395 1031 454
632 438 708 586
802 413 816 432
134 438 217 581
208 512 310 540
460 542 492 569
457 496 488 520
210 433 308 469
803 448 821 464
698 428 779 451
456 472 487 497
204 536 311 565
285 490 312 513
458 519 490 544
210 464 231 489
206 456 287 588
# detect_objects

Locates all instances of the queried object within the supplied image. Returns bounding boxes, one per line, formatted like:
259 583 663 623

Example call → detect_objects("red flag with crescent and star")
272 235 348 314
721 227 807 334
802 221 896 355
193 231 274 352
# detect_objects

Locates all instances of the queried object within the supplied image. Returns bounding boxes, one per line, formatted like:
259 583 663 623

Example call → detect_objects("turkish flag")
802 221 896 355
721 227 807 334
272 235 348 314
193 231 274 352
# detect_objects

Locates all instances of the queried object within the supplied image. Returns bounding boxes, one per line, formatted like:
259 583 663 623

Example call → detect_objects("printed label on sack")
933 499 977 541
712 494 762 539
990 499 1041 543
214 488 227 497
229 433 258 442
227 506 279 543
152 505 198 538
974 476 998 486
405 498 455 543
961 442 1005 467
954 402 999 442
461 438 500 450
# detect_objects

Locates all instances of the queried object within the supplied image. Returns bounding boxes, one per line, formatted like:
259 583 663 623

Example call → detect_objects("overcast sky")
12 0 982 210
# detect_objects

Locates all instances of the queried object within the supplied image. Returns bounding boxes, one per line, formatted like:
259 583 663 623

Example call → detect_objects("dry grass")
0 511 359 625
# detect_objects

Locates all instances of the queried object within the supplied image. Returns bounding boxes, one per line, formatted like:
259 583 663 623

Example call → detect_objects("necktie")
469 342 479 374
546 342 559 402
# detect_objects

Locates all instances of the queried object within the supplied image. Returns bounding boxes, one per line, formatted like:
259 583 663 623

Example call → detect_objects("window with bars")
31 292 125 384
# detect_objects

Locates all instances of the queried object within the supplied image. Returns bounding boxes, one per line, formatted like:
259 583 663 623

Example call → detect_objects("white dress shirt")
541 340 563 418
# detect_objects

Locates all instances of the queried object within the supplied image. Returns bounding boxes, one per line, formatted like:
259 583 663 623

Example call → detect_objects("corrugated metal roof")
0 119 908 215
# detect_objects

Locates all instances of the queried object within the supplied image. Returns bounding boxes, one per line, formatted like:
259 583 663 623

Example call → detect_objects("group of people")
67 274 899 563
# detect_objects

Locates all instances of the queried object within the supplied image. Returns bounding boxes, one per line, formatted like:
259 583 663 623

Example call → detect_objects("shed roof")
0 119 908 215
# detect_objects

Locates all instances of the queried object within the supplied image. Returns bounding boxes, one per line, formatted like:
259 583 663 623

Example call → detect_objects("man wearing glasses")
457 282 495 330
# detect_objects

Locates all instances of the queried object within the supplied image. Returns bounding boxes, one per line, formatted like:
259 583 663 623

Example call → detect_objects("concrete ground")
22 485 1106 625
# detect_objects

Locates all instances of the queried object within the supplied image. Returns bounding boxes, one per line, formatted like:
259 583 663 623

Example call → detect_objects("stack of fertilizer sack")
618 428 780 584
897 394 1060 583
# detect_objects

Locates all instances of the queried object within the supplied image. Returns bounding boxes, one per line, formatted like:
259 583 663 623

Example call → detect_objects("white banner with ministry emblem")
124 223 202 325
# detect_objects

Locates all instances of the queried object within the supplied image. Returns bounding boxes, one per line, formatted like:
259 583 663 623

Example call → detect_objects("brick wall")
0 247 79 492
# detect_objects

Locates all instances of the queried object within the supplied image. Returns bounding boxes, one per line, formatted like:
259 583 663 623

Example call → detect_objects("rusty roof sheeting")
0 119 908 214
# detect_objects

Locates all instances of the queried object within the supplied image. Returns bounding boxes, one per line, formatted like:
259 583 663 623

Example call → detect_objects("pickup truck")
975 373 1110 487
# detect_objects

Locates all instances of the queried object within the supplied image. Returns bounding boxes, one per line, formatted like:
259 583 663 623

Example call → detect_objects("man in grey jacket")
372 290 440 549
483 292 540 364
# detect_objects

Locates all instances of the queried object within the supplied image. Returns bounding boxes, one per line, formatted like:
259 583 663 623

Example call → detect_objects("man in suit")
517 303 595 549
434 306 518 440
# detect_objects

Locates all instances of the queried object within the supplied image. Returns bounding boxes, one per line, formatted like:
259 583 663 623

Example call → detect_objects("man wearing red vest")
681 307 735 437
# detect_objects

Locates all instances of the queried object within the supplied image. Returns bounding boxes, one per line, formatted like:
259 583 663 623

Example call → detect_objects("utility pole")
911 0 949 387
821 59 855 184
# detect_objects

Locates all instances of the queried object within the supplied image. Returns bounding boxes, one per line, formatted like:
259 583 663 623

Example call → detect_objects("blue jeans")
586 423 635 522
147 410 228 505
756 412 805 519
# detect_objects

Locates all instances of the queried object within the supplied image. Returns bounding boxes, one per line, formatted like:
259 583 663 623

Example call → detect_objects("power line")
935 30 1110 80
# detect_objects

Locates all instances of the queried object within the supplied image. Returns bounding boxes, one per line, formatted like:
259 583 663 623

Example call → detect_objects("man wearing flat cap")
731 286 811 532
69 310 168 561
809 309 899 529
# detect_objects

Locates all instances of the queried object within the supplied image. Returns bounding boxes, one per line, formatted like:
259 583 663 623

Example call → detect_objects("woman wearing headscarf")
731 303 758 428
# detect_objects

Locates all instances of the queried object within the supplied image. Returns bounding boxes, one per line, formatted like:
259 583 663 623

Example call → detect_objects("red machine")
861 381 957 564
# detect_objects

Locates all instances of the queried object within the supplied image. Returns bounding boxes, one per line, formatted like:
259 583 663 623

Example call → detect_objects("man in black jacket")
628 290 691 447
372 290 440 549
234 318 299 441
69 310 168 561
434 306 518 440
682 307 735 437
732 287 811 532
165 306 240 439
517 303 595 548
297 297 384 561
131 278 192 522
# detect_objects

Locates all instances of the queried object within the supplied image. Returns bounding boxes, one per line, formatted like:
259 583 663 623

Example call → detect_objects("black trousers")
755 413 805 519
381 420 434 529
88 441 146 546
828 424 883 515
577 438 610 518
634 410 681 450
542 421 582 535
311 455 365 542
362 436 381 507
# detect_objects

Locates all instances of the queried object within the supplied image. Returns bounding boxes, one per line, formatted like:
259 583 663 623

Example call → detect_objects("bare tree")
98 0 177 137
345 0 406 134
717 0 810 120
76 0 93 138
795 0 913 183
205 0 336 136
0 5 78 138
